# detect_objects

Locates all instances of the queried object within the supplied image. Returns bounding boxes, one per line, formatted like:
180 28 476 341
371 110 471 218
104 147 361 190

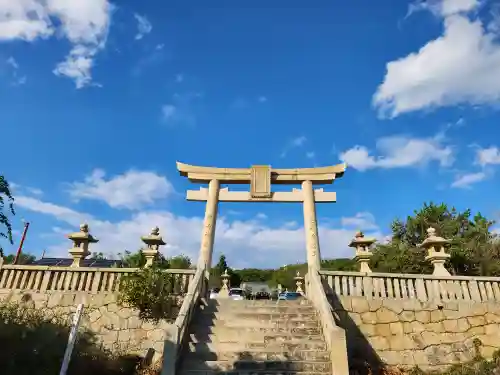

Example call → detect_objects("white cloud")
306 152 315 159
0 0 112 88
6 56 18 69
161 104 177 120
14 193 384 267
280 136 308 158
53 46 96 88
68 169 174 210
161 92 202 126
476 146 500 166
134 13 152 40
451 171 487 188
291 136 307 147
9 182 43 197
0 0 53 41
374 0 500 118
4 56 27 85
340 133 453 171
341 212 379 230
15 196 91 226
407 0 479 18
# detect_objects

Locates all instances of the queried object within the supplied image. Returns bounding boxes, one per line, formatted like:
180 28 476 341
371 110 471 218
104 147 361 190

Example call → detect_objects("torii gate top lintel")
176 161 346 184
176 161 346 203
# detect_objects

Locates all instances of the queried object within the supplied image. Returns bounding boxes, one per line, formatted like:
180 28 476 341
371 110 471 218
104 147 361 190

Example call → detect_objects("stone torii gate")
176 162 346 271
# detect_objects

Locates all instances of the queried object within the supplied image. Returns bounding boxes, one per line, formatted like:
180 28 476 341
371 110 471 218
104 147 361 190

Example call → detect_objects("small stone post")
140 226 166 267
68 224 98 267
294 271 304 295
419 227 451 276
349 231 376 273
219 269 230 298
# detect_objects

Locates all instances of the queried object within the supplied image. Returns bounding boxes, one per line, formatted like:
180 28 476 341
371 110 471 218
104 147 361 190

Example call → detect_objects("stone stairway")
178 298 332 375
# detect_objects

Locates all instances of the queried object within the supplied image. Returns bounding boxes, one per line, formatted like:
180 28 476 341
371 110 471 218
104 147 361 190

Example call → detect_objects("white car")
229 288 245 301
209 288 220 299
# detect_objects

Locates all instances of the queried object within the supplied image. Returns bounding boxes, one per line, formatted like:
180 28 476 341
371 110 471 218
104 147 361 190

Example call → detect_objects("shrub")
118 265 178 323
0 299 141 375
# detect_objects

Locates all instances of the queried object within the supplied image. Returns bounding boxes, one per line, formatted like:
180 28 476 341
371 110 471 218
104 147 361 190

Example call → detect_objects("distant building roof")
30 257 124 268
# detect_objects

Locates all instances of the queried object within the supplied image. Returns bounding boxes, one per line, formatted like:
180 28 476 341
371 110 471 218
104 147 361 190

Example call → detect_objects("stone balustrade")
0 263 195 294
163 265 209 375
320 270 500 302
0 223 196 295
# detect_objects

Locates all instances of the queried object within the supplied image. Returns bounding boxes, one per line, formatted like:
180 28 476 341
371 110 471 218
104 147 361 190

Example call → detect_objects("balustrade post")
68 224 98 267
140 226 166 266
294 271 304 295
418 227 451 276
349 231 376 273
218 269 230 298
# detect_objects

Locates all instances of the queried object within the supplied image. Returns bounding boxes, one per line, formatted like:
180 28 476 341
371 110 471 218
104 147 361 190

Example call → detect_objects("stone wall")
0 289 179 361
331 296 500 372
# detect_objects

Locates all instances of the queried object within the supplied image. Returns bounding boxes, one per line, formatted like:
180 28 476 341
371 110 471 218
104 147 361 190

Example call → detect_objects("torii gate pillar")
302 180 321 270
199 179 220 269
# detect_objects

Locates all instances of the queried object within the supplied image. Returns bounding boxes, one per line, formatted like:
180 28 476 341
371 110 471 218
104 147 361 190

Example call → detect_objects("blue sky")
2 0 500 268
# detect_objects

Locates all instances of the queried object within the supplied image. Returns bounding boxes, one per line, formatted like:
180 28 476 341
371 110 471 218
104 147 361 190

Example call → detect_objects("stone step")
197 311 319 320
200 301 315 312
192 319 320 329
188 341 327 352
182 360 331 372
189 326 321 336
209 300 311 307
189 332 325 344
185 348 331 362
200 305 316 315
180 371 329 375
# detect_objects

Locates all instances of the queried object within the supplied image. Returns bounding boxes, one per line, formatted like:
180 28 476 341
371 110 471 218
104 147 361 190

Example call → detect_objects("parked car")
209 288 220 299
229 288 245 301
254 291 271 300
278 291 303 301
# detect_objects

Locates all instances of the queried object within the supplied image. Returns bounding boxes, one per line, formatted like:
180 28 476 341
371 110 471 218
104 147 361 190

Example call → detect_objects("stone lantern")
68 223 98 267
219 269 230 298
349 231 376 273
294 271 304 295
140 226 166 267
419 227 451 276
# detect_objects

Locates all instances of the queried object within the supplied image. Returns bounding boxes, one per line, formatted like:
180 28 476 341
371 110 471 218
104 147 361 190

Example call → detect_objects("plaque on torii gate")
176 162 346 270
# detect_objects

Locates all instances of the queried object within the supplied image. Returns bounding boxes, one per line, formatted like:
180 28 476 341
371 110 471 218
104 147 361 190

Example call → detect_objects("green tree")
215 254 228 275
370 202 500 276
0 176 15 258
118 250 168 269
208 254 243 288
321 258 358 271
90 252 105 260
168 254 191 269
3 252 35 265
118 250 192 270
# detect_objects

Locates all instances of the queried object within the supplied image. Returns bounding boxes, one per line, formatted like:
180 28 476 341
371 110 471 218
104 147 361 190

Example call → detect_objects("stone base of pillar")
218 286 230 298
69 248 89 267
426 252 451 276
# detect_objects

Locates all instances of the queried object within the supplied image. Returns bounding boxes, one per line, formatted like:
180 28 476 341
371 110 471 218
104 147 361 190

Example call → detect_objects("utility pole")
13 221 30 265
